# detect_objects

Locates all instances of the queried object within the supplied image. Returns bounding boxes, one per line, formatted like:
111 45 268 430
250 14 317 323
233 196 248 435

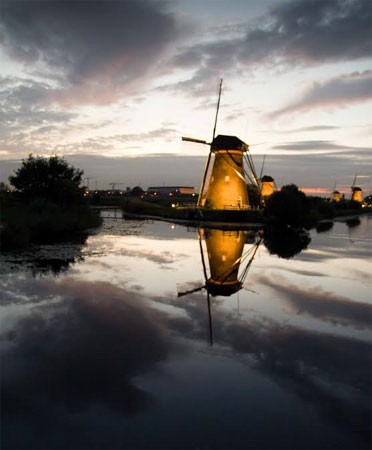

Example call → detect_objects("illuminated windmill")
257 155 276 206
331 190 341 202
351 174 363 203
178 227 262 345
330 182 341 202
182 79 260 211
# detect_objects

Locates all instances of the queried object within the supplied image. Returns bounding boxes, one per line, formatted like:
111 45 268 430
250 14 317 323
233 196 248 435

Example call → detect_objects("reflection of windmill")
182 79 261 210
351 174 363 203
178 227 262 345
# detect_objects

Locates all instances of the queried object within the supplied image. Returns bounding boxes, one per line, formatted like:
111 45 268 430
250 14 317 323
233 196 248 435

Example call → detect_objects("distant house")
147 186 195 196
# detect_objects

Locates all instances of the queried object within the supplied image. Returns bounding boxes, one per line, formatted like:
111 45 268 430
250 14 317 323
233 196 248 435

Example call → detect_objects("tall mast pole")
197 79 223 208
212 78 223 141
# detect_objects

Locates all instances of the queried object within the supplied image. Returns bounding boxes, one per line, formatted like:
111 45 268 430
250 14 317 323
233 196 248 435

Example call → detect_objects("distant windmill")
351 174 363 203
108 182 125 191
182 79 259 210
330 182 341 202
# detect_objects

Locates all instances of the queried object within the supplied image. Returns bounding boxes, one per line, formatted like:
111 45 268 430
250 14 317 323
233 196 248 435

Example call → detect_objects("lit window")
225 176 230 182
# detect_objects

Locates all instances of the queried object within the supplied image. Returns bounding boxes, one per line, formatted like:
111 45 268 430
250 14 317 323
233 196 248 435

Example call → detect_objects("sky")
0 0 371 195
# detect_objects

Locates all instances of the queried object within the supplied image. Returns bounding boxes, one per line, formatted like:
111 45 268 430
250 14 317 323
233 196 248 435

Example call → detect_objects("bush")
1 155 102 250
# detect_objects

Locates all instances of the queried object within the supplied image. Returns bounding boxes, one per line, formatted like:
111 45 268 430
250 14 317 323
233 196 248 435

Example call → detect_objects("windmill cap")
261 175 274 182
352 186 362 191
206 279 242 296
211 135 248 151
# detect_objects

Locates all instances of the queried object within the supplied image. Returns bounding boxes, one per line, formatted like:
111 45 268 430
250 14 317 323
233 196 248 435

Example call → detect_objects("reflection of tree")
263 225 311 258
3 236 87 277
346 217 361 228
316 221 334 233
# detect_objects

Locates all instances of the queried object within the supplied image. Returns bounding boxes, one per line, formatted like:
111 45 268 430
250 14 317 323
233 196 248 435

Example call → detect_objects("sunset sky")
0 0 371 195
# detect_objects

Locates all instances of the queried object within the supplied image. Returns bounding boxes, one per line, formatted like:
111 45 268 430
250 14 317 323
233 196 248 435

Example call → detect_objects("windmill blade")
177 284 205 297
242 286 259 294
182 137 208 145
206 290 213 346
197 151 213 207
259 155 266 180
212 78 223 141
351 174 357 188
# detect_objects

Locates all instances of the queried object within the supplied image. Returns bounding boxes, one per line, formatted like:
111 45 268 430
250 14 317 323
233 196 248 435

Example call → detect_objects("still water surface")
1 214 371 449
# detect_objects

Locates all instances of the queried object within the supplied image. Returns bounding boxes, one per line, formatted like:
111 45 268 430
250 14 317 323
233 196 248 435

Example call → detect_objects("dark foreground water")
1 214 371 449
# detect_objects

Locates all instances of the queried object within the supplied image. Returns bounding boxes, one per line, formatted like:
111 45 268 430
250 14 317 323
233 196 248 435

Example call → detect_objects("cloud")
271 139 371 153
0 77 76 133
169 0 372 93
0 0 180 104
272 71 372 116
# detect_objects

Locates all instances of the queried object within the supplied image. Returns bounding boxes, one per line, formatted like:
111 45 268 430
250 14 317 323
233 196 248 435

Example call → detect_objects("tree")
9 154 85 205
264 184 309 226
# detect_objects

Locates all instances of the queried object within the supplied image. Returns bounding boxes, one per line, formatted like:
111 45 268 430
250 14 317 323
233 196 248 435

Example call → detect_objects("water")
1 213 371 449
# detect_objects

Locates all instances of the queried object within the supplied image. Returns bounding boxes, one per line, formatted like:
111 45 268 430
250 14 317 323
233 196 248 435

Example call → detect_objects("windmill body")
350 174 363 203
260 175 275 206
331 190 341 202
200 135 250 210
351 186 363 202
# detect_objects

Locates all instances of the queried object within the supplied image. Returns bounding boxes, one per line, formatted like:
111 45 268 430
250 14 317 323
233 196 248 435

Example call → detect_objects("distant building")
147 186 195 196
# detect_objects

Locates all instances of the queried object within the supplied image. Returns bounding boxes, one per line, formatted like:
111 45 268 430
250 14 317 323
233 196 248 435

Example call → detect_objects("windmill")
108 182 125 191
182 79 260 211
178 227 262 345
330 182 341 202
257 155 277 206
351 174 363 203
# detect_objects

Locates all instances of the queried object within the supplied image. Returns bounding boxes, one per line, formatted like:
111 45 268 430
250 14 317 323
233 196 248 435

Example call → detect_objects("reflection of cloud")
258 264 326 278
1 277 180 445
176 291 371 445
256 273 372 328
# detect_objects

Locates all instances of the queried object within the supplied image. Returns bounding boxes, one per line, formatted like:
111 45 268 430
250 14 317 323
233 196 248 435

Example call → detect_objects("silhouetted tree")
264 184 309 226
9 154 85 205
2 155 101 250
128 186 145 197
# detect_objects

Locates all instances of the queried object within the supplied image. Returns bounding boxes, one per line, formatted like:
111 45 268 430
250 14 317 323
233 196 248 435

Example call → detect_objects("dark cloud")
0 0 180 104
272 70 372 116
271 139 371 152
169 0 371 94
263 0 371 62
